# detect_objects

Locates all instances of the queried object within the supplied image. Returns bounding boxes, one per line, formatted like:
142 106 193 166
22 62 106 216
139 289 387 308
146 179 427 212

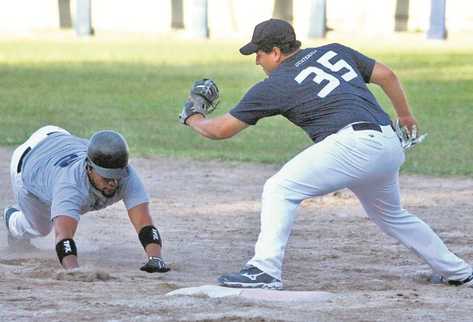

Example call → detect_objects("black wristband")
138 225 162 249
56 238 77 264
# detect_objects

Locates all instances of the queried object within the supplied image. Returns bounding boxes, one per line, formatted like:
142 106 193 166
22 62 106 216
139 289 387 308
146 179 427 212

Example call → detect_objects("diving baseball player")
179 19 473 289
3 125 170 273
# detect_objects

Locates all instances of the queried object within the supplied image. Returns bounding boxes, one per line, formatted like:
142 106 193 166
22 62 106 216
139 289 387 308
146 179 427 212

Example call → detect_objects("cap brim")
90 160 129 179
239 42 258 55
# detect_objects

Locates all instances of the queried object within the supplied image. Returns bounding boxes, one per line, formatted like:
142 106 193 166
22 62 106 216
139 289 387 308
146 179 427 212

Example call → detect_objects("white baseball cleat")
3 206 32 250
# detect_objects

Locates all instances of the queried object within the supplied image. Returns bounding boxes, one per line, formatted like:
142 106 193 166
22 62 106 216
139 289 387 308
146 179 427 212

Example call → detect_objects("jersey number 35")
295 50 357 98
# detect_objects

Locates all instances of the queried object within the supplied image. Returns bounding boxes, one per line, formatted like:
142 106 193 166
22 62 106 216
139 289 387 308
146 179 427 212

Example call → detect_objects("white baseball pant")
247 123 472 282
8 125 70 239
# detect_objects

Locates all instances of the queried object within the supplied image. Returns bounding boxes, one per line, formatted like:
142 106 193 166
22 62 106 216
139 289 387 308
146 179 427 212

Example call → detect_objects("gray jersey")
230 43 391 143
21 132 149 221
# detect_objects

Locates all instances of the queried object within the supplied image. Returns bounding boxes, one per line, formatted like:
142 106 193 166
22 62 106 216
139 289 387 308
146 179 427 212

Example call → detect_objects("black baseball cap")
239 18 301 55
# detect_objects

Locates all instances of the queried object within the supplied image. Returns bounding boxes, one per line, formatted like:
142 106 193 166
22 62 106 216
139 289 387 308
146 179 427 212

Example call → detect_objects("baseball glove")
179 78 220 125
394 119 428 151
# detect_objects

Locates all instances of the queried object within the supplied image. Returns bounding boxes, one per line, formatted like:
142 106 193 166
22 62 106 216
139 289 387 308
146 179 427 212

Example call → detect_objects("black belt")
352 122 382 133
16 131 59 173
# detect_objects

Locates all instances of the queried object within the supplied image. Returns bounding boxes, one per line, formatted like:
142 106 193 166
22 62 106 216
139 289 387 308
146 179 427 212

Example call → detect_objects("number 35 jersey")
20 132 149 221
230 43 391 143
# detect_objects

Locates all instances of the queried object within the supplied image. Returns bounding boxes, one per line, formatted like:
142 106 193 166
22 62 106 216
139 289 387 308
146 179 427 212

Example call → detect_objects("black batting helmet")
87 130 129 179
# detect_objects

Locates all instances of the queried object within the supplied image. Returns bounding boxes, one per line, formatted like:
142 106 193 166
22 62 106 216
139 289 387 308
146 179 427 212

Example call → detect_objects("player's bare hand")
394 116 428 150
398 115 418 137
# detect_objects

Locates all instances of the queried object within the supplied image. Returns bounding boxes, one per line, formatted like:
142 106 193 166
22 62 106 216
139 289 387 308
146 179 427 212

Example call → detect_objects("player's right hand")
398 115 418 137
140 256 171 273
394 117 427 151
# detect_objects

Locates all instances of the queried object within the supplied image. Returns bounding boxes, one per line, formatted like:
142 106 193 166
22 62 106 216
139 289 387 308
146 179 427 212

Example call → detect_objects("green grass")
1 34 472 175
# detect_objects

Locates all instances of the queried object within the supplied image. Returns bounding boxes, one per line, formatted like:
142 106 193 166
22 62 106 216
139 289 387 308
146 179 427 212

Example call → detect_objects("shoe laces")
240 265 262 275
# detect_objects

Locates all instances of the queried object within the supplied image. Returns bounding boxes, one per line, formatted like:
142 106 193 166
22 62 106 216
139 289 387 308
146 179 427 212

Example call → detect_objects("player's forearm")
144 243 162 257
127 204 169 273
127 203 163 257
187 114 232 140
54 215 79 269
55 237 79 269
61 255 79 269
380 75 412 118
370 62 413 118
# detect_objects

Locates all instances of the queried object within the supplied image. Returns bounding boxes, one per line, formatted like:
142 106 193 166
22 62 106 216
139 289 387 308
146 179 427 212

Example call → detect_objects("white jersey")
20 132 149 221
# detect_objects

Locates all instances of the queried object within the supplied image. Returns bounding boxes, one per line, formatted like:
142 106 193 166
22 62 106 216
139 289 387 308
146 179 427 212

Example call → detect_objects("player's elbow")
207 127 236 140
208 121 245 140
370 63 398 86
382 69 398 84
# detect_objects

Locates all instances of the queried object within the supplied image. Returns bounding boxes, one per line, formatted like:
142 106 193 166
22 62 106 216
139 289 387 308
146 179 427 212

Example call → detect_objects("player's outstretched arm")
178 78 249 139
53 215 79 269
128 203 170 273
370 62 418 134
186 113 248 140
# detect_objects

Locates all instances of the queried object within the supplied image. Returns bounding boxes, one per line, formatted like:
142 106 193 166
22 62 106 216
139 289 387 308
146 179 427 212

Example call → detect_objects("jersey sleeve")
229 81 283 125
121 165 150 210
51 184 85 221
335 43 376 83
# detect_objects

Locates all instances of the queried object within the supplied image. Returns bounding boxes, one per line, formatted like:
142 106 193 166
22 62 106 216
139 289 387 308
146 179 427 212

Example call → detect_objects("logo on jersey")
54 153 79 167
294 49 317 67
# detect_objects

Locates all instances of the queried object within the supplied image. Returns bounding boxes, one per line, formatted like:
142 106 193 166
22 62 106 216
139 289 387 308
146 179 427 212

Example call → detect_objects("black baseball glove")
140 256 170 273
179 78 220 125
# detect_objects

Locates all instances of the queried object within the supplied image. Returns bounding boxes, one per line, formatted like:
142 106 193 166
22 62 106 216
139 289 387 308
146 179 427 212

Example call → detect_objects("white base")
166 285 334 302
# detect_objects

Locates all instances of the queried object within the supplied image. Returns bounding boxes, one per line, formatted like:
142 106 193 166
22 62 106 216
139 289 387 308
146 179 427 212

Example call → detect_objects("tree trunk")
272 0 293 23
308 0 326 38
427 0 447 39
75 0 93 37
171 0 184 29
58 0 72 29
395 0 409 32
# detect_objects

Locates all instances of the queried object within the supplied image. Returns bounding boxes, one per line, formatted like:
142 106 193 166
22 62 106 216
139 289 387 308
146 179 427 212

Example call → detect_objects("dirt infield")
1 147 472 322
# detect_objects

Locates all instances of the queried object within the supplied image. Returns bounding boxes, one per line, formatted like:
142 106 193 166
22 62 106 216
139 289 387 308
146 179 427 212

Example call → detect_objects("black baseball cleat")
433 273 473 288
447 273 473 288
3 206 32 250
217 265 283 290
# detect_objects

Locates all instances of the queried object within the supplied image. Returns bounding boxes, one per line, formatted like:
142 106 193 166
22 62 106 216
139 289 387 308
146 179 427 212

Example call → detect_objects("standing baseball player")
3 125 170 273
179 19 473 289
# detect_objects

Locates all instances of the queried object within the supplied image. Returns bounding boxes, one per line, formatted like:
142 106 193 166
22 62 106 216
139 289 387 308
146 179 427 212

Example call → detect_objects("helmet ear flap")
85 158 93 172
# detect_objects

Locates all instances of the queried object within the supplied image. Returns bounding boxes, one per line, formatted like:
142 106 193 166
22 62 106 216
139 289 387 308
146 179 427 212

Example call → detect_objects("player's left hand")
140 256 171 273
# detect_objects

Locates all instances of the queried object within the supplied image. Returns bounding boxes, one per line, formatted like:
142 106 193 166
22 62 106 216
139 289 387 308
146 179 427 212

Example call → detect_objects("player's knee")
20 213 52 237
35 223 53 237
262 176 287 198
